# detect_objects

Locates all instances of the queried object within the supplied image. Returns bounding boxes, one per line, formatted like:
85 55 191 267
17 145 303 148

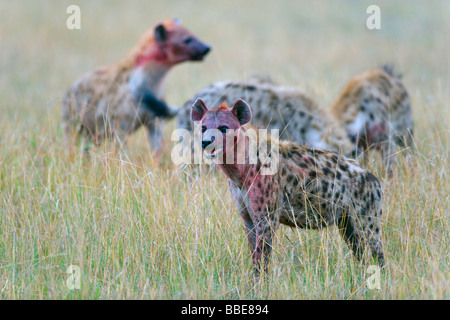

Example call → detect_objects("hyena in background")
191 98 385 279
329 66 414 175
62 19 211 154
178 78 356 157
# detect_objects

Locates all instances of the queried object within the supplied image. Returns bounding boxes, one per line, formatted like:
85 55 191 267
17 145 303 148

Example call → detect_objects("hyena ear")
154 24 167 43
231 99 252 125
191 98 208 122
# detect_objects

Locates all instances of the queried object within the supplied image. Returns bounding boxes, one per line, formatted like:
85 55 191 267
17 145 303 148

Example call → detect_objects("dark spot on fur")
359 176 366 193
322 181 328 193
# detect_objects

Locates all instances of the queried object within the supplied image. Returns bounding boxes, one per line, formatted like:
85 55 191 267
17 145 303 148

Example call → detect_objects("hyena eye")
183 37 193 44
201 126 207 133
218 126 228 134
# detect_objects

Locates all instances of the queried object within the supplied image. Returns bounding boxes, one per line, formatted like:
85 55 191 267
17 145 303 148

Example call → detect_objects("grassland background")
0 0 448 299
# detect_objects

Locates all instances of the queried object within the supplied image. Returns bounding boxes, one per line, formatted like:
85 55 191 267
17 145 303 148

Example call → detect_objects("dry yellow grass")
0 0 448 299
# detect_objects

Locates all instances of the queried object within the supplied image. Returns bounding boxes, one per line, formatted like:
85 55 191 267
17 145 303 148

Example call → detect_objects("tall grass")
0 0 448 299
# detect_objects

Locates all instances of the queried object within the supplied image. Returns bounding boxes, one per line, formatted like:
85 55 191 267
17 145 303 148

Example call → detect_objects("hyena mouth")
191 53 207 61
204 147 223 158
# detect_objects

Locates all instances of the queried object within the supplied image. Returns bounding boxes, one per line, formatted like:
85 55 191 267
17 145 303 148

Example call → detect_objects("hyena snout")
188 39 211 61
201 136 215 149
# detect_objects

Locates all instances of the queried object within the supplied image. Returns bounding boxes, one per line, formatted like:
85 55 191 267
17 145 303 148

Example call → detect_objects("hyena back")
178 78 356 156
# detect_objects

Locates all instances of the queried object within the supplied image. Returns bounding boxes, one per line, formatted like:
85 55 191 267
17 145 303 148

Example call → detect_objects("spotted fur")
329 66 414 174
191 99 385 279
179 78 356 156
62 19 210 154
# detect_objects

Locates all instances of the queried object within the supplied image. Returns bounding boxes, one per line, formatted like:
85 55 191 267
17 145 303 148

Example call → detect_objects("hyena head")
191 99 252 159
134 19 211 67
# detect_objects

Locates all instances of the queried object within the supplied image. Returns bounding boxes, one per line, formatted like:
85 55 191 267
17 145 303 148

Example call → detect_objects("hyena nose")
202 45 211 55
202 139 213 149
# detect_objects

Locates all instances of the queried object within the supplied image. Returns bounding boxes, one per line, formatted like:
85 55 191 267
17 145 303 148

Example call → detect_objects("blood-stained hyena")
178 78 356 156
62 19 210 154
329 66 414 175
191 98 385 279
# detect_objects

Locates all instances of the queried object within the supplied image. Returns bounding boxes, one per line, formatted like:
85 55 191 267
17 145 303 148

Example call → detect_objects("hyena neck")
217 135 260 188
128 63 171 99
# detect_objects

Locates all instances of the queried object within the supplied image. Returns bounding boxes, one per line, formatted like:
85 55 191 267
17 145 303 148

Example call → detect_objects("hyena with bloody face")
329 66 414 175
191 98 385 279
62 19 210 154
178 78 356 156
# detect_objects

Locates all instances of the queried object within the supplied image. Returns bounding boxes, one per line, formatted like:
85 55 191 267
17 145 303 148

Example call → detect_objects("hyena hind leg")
368 236 385 267
338 214 385 267
379 139 397 177
338 214 365 262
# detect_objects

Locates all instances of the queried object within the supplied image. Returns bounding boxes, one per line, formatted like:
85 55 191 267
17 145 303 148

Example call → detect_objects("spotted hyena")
329 66 414 175
178 77 356 156
191 98 385 279
62 19 211 154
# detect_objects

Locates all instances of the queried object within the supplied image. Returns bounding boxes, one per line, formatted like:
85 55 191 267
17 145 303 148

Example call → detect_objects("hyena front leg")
145 121 164 155
250 211 279 279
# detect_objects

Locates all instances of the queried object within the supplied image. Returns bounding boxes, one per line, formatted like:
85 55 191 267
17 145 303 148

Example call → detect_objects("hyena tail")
140 89 179 118
380 64 402 80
